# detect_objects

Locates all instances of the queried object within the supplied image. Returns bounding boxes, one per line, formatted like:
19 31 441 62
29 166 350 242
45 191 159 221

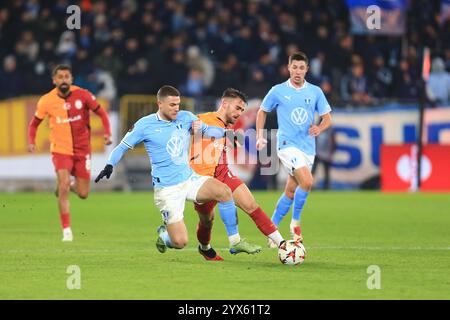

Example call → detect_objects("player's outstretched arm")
196 121 226 138
95 143 129 183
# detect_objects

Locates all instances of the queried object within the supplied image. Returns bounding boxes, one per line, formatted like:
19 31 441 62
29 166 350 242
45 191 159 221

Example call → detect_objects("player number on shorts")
85 155 91 171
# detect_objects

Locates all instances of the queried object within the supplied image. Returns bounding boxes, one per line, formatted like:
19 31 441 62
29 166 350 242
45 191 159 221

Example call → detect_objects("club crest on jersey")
63 102 71 110
305 98 312 105
75 99 83 110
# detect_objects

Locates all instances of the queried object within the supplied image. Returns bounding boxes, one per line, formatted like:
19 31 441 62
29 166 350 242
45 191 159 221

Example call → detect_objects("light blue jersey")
261 80 331 156
108 110 225 188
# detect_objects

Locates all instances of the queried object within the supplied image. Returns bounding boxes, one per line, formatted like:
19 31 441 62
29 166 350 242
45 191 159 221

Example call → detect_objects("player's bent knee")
241 200 259 214
301 179 313 192
217 185 232 202
78 192 89 199
171 238 188 249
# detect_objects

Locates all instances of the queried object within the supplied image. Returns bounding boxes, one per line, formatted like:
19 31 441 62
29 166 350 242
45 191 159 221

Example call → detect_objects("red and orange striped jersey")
34 85 100 156
190 112 229 177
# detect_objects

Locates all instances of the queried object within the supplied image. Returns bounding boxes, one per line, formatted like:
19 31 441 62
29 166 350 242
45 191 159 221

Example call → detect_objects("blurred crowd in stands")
0 0 449 106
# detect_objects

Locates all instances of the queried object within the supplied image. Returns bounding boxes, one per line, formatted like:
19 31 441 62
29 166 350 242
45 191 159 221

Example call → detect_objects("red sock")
197 220 212 246
60 212 71 229
249 207 277 236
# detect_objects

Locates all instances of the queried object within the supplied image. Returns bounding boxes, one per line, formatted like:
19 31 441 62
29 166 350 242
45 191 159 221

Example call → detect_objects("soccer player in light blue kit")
255 52 332 246
95 86 261 257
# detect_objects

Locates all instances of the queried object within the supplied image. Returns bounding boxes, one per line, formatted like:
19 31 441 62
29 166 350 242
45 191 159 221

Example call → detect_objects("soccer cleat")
229 239 262 255
267 238 278 248
155 225 167 253
62 227 73 242
198 246 224 261
291 226 303 242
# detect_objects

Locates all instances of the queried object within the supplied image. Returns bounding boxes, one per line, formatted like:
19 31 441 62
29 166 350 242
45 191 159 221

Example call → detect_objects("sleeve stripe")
120 140 133 149
92 105 101 112
319 108 331 116
260 105 271 112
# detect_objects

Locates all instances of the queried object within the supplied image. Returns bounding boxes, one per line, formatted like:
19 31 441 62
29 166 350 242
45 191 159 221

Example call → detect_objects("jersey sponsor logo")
166 136 184 157
290 107 308 125
75 99 83 110
56 114 82 124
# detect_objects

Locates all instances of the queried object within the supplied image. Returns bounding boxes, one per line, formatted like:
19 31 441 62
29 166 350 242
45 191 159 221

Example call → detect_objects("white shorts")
278 147 315 175
153 173 210 225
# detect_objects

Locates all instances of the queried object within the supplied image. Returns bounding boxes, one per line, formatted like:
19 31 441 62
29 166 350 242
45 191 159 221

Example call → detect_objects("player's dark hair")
52 64 72 76
289 51 309 66
222 88 248 104
157 85 180 100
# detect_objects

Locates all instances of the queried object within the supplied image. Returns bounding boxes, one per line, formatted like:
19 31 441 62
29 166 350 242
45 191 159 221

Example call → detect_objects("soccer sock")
271 193 293 226
217 200 240 245
291 187 309 227
200 243 211 251
161 230 174 248
249 207 278 236
197 220 212 248
60 212 70 229
268 230 285 247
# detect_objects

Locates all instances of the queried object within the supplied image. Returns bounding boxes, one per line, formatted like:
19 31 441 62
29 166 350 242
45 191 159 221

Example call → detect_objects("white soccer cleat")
267 238 278 248
62 227 73 242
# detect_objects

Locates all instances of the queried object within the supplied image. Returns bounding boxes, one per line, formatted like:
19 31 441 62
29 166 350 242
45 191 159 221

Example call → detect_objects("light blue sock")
218 200 239 236
271 193 293 226
161 230 174 248
292 187 309 222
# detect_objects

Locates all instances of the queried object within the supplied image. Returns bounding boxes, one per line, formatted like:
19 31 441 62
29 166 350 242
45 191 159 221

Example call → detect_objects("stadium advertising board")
381 144 450 192
328 105 450 189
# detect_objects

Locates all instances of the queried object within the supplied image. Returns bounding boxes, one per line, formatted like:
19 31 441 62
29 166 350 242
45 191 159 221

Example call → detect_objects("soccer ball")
278 240 306 265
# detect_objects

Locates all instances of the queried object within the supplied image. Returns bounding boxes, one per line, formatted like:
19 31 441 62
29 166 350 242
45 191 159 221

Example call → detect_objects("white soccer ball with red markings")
278 240 306 265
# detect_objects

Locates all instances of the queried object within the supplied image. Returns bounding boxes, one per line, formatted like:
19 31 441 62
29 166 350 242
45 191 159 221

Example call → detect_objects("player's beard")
58 83 70 94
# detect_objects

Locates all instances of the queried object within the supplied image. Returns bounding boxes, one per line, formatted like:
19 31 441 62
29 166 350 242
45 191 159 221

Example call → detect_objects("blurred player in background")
255 52 332 246
95 85 261 257
27 64 112 242
190 88 284 260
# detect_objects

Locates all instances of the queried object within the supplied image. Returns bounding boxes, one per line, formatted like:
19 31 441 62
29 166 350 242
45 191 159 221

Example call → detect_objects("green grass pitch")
0 191 449 299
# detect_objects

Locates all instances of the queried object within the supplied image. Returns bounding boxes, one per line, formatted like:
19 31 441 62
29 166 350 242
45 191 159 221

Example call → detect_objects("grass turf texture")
0 191 449 299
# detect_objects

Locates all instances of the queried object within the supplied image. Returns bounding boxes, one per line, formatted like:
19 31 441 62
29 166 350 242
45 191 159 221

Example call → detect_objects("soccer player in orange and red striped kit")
27 65 112 242
190 88 285 260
